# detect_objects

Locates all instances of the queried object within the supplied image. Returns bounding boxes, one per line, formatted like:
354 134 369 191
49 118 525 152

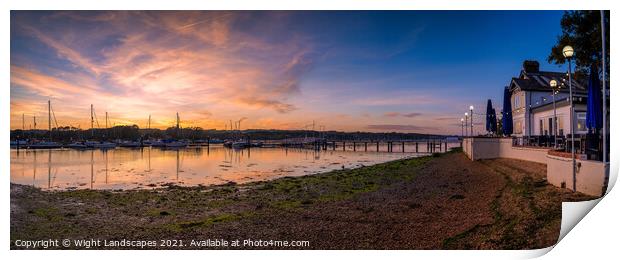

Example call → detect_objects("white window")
514 95 521 109
576 112 587 133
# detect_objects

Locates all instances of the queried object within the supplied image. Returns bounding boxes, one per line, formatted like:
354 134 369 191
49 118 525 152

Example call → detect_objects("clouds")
10 11 488 135
12 11 313 120
383 112 422 118
367 124 437 131
17 24 102 76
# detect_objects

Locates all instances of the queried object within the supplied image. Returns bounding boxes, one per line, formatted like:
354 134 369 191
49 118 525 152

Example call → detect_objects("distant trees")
11 127 450 142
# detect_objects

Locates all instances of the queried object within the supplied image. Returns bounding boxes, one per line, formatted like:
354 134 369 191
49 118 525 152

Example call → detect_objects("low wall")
463 137 606 197
463 137 549 164
546 154 607 197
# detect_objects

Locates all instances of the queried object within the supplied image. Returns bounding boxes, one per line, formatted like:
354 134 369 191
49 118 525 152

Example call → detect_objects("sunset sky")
11 11 565 134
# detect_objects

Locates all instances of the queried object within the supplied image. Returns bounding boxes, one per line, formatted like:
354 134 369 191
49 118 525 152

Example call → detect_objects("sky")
10 11 566 135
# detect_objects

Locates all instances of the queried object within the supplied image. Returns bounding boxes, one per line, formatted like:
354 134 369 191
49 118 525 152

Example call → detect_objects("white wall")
532 104 588 136
546 154 606 197
532 106 569 136
463 137 548 164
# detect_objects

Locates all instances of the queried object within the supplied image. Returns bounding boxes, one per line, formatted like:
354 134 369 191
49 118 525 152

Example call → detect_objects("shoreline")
10 150 597 249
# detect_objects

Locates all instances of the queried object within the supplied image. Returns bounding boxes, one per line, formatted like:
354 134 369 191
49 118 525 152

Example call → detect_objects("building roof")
509 60 587 94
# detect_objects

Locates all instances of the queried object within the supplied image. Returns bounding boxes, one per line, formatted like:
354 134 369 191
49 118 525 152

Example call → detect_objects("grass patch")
32 207 62 222
254 155 433 209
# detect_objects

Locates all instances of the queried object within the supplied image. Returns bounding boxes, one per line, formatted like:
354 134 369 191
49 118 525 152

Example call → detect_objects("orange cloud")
11 11 317 131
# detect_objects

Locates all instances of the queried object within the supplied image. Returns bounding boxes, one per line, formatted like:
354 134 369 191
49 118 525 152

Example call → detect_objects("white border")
3 1 617 260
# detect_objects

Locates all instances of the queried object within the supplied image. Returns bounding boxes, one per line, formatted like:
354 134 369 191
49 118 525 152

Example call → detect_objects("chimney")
523 60 540 73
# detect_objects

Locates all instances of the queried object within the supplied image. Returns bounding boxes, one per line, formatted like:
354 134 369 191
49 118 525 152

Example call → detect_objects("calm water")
10 143 458 190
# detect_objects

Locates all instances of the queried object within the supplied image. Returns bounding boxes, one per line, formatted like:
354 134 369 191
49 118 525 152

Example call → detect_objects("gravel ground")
10 151 597 250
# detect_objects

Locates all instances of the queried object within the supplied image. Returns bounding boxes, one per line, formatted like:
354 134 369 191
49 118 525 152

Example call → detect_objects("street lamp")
461 118 465 137
464 112 469 136
563 45 576 192
469 105 474 137
550 79 559 148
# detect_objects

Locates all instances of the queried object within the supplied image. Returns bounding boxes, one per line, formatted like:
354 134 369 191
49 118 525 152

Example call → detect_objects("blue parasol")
502 87 513 135
486 99 493 133
490 108 497 133
586 64 603 130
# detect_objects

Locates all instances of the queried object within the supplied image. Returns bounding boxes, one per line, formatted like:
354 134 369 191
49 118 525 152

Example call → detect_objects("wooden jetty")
257 137 453 154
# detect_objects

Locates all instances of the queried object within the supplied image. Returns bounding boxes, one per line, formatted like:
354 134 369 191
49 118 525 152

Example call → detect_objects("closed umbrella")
502 87 513 136
486 99 493 133
586 64 603 130
491 108 497 133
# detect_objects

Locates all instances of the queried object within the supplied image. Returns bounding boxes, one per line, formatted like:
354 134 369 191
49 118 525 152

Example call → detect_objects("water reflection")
10 144 459 191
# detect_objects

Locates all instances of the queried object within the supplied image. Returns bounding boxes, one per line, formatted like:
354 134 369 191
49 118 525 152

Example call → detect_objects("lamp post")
550 79 559 148
461 118 465 137
469 105 474 137
464 112 469 136
563 45 576 192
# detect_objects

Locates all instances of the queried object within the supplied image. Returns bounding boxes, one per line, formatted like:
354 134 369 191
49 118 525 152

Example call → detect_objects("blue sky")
10 11 566 134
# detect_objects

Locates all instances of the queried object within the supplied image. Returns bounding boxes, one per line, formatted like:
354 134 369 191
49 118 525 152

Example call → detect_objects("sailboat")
85 105 116 149
118 140 142 147
229 118 250 149
66 142 88 149
165 112 188 148
87 141 117 149
29 100 61 149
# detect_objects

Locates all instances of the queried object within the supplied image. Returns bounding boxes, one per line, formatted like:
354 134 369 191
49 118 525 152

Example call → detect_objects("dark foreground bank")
10 150 596 249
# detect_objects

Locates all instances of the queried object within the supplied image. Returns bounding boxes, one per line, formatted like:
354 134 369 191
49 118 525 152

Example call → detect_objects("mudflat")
10 151 596 249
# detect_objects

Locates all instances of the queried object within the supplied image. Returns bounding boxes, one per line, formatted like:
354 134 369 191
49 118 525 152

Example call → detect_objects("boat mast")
22 113 25 130
176 112 180 138
48 100 51 141
148 114 151 129
105 111 109 140
90 104 94 138
33 115 36 130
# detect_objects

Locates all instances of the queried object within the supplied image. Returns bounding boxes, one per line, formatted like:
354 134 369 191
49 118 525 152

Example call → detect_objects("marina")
10 143 460 191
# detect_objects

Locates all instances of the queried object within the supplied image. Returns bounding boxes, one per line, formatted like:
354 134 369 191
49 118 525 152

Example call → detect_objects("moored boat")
10 140 28 147
28 141 62 149
164 140 188 148
232 141 250 149
85 141 117 149
66 142 88 149
118 141 142 147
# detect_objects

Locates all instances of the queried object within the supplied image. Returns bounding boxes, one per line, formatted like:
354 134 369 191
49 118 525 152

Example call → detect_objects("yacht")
232 140 250 149
164 140 188 148
118 140 142 147
28 141 62 149
10 140 28 147
66 142 88 149
85 141 117 149
146 140 166 147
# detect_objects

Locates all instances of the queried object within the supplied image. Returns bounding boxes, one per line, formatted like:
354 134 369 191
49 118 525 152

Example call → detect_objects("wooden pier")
258 137 453 154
